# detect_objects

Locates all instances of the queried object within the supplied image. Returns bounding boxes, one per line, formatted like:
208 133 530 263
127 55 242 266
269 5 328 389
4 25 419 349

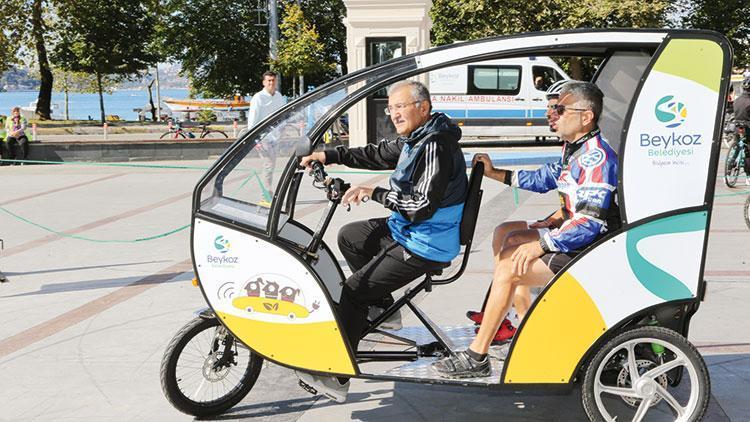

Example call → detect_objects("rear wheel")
724 141 741 187
582 326 709 422
201 129 229 139
160 316 262 417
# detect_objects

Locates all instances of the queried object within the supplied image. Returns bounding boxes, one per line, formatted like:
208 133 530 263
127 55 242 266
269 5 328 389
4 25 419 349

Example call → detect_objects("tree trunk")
147 80 157 122
569 57 583 80
292 75 296 98
299 74 305 96
32 0 53 120
96 72 106 124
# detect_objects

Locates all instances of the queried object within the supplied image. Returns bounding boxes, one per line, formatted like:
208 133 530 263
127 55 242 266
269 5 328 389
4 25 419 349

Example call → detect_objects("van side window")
532 66 565 91
467 65 521 95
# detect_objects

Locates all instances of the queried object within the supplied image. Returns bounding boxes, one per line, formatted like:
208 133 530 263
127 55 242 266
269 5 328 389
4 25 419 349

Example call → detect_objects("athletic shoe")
368 306 402 330
432 350 491 378
296 371 350 403
473 318 516 344
466 310 484 325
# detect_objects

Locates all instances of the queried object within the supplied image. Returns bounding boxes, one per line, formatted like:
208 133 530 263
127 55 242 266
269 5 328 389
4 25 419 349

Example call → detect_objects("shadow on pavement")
1 270 191 297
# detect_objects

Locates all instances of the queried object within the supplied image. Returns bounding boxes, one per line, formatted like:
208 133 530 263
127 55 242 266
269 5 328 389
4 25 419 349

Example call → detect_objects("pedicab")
160 29 732 421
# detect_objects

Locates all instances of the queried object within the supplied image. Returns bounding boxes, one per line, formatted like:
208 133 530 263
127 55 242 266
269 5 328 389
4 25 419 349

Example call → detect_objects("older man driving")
298 80 468 400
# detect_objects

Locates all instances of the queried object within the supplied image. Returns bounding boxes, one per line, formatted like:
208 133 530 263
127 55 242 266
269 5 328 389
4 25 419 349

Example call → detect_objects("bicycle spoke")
642 357 685 380
597 381 640 399
626 342 639 383
632 396 654 422
655 383 686 417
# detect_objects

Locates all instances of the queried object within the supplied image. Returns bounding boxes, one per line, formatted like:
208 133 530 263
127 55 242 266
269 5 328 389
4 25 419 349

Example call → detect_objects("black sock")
466 348 487 361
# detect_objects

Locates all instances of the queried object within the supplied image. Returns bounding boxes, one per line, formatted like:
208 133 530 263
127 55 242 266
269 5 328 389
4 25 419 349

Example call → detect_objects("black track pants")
337 218 446 353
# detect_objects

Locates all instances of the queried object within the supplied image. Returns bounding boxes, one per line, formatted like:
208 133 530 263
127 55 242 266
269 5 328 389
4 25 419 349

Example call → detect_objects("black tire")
582 326 710 422
744 194 750 230
160 131 186 140
160 316 263 417
200 129 228 139
724 141 741 188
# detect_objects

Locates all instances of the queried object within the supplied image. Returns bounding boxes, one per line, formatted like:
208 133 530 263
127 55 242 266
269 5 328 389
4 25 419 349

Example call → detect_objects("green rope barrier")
0 205 190 243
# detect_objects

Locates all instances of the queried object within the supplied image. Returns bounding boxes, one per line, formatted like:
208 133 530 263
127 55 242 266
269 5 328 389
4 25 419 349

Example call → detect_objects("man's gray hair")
387 80 432 111
560 81 604 123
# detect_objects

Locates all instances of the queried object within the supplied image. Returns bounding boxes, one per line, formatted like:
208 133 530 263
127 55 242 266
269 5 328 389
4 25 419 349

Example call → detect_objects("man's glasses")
549 104 589 116
385 101 420 116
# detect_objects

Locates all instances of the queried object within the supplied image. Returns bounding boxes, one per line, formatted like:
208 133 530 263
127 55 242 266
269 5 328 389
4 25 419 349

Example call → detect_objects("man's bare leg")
470 247 554 354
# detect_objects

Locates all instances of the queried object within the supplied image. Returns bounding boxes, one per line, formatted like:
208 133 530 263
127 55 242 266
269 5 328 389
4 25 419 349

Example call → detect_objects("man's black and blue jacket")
324 112 468 263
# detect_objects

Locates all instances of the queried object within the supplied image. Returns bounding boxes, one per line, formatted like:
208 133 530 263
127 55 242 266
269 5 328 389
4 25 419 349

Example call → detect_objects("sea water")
0 88 189 121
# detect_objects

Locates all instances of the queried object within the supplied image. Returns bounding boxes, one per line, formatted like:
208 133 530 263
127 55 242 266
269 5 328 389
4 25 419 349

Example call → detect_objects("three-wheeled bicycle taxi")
160 29 732 421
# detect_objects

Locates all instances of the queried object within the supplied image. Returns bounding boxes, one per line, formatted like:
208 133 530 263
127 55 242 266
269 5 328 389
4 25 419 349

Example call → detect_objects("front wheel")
160 316 263 417
582 326 710 422
201 129 229 139
724 141 741 188
744 194 750 230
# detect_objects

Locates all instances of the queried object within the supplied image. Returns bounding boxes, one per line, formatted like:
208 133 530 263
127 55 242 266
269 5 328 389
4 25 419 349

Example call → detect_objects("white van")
429 56 569 138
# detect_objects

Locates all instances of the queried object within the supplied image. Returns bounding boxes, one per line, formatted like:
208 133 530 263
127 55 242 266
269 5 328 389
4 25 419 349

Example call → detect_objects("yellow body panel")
504 273 607 383
216 311 356 376
232 296 310 319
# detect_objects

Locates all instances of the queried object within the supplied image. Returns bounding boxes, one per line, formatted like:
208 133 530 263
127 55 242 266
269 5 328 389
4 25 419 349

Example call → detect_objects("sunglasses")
548 104 590 116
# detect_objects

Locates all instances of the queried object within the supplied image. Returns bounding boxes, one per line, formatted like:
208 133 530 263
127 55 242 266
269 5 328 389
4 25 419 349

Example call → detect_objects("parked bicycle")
744 194 750 229
160 119 228 140
724 120 748 187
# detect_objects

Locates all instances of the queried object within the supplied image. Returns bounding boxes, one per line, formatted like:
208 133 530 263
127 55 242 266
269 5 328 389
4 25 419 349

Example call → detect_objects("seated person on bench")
433 81 620 378
299 80 469 400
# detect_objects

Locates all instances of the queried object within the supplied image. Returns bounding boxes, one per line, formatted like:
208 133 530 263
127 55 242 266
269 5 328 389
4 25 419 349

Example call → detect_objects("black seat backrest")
459 161 484 245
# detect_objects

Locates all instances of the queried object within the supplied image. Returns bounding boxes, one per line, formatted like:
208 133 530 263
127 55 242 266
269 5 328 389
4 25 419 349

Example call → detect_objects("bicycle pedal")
298 379 318 396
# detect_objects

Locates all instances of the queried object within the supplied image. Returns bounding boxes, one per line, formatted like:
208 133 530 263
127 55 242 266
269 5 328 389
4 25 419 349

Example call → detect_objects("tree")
51 0 160 123
161 0 270 98
678 0 749 68
287 0 347 81
0 0 55 119
430 0 672 79
52 69 117 121
273 3 335 96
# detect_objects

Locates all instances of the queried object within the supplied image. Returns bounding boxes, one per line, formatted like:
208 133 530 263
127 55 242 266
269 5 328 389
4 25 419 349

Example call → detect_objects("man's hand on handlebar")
300 151 327 169
342 186 373 207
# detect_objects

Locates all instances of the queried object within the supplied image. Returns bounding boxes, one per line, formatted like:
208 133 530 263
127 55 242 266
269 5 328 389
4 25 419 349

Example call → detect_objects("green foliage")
161 0 270 98
272 3 335 91
52 0 159 77
196 108 217 122
431 0 671 46
678 0 749 67
287 0 347 79
52 68 118 94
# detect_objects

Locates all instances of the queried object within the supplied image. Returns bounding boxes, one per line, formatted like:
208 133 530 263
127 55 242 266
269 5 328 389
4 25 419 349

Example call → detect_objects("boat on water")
163 97 250 112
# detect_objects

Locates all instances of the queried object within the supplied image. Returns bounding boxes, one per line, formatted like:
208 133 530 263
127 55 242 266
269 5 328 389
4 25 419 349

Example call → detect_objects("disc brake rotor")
617 359 669 407
202 352 231 382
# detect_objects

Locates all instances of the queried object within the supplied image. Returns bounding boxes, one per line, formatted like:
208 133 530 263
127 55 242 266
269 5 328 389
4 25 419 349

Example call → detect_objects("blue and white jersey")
513 129 620 253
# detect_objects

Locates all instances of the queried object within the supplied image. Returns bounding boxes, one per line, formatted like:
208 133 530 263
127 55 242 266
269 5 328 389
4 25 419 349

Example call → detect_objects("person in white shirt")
248 71 286 203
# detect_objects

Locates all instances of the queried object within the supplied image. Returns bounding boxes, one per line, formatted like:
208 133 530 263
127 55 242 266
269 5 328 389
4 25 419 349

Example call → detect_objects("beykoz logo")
654 95 687 128
214 235 230 253
640 95 701 161
208 234 239 266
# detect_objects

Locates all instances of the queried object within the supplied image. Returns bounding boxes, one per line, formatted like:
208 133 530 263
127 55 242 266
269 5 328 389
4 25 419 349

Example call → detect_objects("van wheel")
582 326 709 422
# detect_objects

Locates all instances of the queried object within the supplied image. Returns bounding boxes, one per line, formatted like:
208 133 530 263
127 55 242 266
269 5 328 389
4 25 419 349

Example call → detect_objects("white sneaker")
368 306 402 330
745 177 750 186
296 371 350 403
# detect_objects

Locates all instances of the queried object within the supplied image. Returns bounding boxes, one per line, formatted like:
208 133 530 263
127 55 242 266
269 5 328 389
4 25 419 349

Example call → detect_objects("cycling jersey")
511 128 620 253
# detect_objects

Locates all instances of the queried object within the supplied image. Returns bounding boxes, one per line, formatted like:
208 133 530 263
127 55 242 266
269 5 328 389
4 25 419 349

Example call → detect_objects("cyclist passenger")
299 80 468 401
433 81 620 378
465 79 568 344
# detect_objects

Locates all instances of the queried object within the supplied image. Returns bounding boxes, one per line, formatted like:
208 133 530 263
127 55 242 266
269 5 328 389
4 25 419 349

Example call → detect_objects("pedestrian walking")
248 71 286 204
